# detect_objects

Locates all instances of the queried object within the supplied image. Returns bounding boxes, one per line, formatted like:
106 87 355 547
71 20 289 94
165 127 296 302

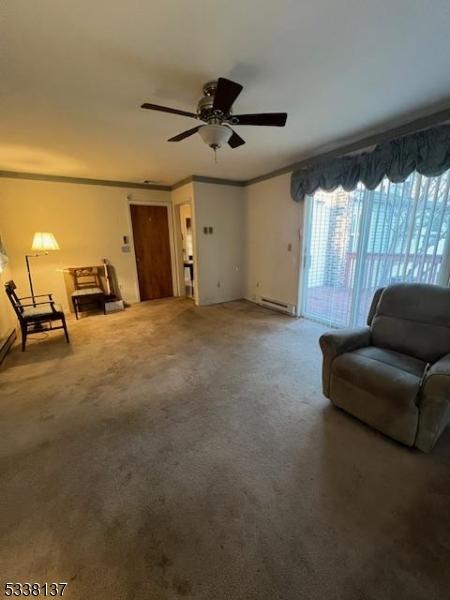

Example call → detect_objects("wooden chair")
69 267 105 320
4 280 70 351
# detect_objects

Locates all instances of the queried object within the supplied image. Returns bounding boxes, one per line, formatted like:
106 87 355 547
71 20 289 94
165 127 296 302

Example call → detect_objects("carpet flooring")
1 298 449 600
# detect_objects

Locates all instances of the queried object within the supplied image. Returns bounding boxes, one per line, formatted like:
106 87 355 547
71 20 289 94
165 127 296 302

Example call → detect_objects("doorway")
176 203 195 298
130 204 173 301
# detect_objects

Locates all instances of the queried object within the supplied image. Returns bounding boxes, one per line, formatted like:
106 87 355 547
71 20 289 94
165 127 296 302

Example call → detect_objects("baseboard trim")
0 328 17 366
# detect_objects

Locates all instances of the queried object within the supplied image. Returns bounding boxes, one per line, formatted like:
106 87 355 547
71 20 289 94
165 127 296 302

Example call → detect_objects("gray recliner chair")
319 283 450 452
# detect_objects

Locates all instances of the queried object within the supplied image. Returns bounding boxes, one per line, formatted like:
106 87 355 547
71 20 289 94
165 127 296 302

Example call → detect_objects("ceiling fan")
141 77 287 159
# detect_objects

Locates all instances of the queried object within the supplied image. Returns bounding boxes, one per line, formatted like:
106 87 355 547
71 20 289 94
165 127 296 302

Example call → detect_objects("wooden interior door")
130 204 173 300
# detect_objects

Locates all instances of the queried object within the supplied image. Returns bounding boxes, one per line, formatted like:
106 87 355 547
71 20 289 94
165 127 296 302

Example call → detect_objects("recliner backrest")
371 283 450 363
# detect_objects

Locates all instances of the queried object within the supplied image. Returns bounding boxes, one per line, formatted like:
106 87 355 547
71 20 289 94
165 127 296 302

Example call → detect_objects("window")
301 170 450 327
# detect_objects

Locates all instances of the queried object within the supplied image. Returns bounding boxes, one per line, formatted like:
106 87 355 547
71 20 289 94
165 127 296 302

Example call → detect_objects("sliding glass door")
301 170 450 327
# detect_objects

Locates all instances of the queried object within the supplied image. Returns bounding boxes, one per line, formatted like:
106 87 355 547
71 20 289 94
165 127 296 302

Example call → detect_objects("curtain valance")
291 124 450 202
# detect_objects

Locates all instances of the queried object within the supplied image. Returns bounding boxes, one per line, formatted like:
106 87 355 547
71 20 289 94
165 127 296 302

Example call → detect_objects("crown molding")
171 175 246 190
0 170 171 191
246 104 450 186
192 175 246 187
1 104 449 193
0 170 246 192
171 176 194 190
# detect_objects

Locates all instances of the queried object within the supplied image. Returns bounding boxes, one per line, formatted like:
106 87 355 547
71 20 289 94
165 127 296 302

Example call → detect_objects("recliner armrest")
319 327 371 397
416 353 450 452
319 327 371 356
425 353 450 378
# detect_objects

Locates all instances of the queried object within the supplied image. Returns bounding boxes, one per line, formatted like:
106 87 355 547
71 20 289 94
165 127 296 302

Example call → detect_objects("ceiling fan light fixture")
198 124 232 149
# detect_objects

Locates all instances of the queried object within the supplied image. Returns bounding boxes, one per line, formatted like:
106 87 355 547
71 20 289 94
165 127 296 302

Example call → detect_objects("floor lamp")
26 232 60 303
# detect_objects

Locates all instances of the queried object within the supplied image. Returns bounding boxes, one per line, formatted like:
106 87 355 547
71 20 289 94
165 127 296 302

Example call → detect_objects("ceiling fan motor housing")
202 80 218 96
197 95 215 118
197 80 229 123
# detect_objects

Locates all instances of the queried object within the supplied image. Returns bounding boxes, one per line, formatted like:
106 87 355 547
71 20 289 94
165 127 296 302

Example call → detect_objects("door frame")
173 201 199 302
299 195 313 319
127 199 179 302
172 196 199 305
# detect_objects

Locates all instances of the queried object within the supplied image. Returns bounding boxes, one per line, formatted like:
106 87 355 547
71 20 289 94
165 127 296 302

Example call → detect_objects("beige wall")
0 263 16 339
245 173 303 311
172 178 297 308
193 182 245 305
0 178 171 311
0 173 304 323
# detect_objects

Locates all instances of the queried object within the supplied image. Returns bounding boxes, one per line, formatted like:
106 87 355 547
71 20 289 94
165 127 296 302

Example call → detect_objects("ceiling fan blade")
168 126 201 142
213 78 243 114
233 113 287 127
228 130 246 148
141 103 198 119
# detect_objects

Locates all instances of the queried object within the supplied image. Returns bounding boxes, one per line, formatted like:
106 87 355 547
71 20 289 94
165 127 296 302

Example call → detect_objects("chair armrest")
416 353 450 452
21 300 56 309
319 327 371 397
19 293 53 300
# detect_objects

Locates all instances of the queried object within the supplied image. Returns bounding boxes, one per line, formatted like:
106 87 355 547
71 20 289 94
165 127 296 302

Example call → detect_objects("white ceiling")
1 0 449 185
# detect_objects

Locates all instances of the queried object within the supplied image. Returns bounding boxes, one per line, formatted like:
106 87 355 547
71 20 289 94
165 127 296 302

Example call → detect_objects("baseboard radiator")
0 328 17 366
257 296 297 316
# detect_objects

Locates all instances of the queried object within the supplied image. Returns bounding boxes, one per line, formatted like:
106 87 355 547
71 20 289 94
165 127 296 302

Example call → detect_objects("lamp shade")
31 232 60 251
198 124 232 148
